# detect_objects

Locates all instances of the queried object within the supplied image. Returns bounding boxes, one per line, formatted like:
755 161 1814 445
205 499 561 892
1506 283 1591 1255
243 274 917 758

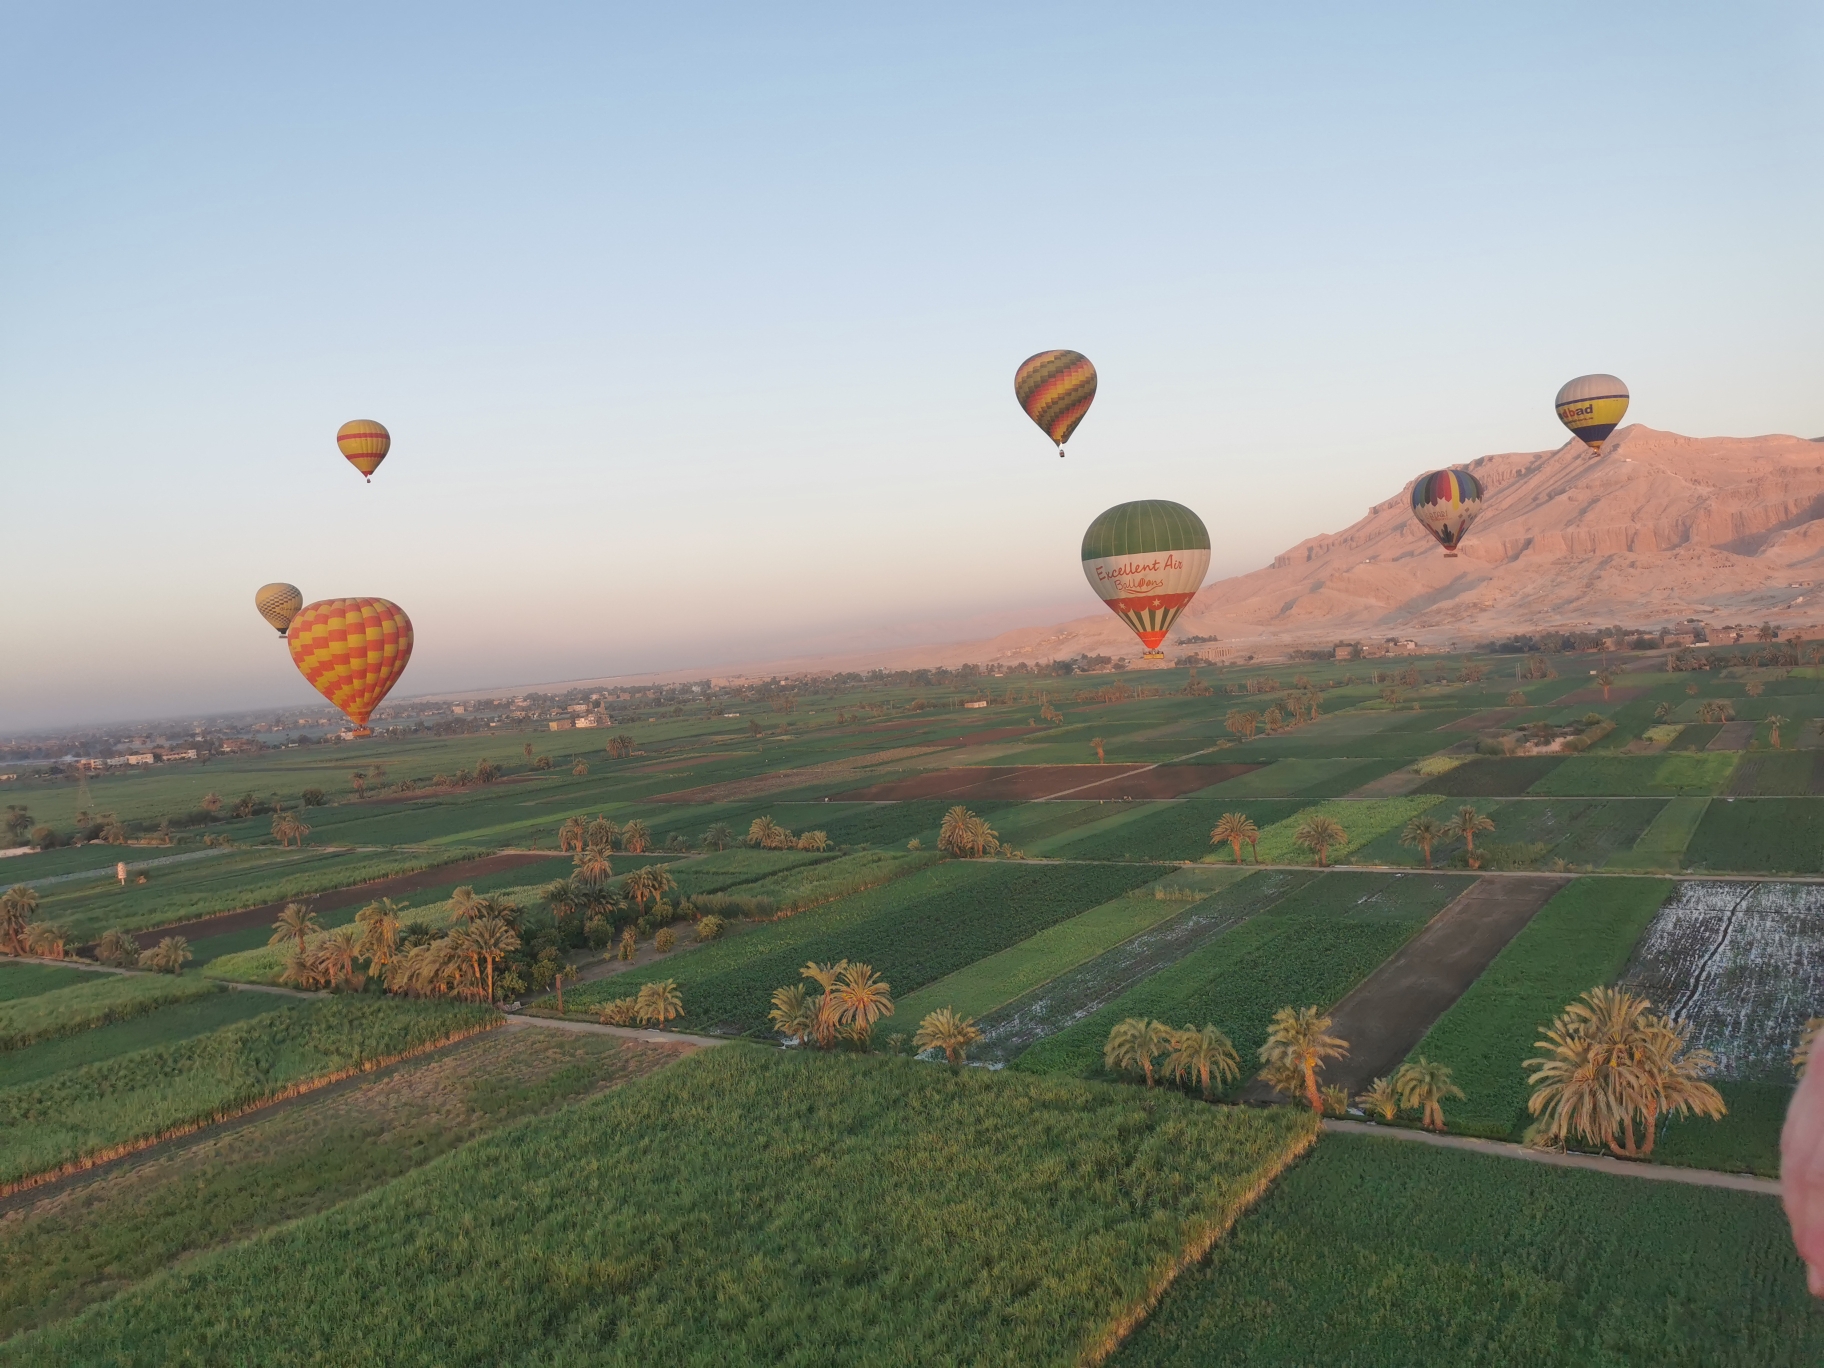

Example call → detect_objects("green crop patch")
0 997 496 1189
1607 798 1710 871
1049 800 1308 863
1198 757 1406 799
0 1028 679 1340
1529 752 1738 796
567 860 1159 1034
1414 756 1564 796
1725 750 1817 797
713 848 937 914
0 973 222 1050
2 991 284 1089
1114 1131 1823 1367
1686 797 1824 873
1249 797 1444 865
0 1048 1318 1367
664 848 831 899
1016 871 1469 1084
0 963 89 1004
1401 877 1671 1138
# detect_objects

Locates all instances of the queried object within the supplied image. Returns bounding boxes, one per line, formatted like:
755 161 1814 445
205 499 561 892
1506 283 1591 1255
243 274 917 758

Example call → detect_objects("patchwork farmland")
6 649 1824 1359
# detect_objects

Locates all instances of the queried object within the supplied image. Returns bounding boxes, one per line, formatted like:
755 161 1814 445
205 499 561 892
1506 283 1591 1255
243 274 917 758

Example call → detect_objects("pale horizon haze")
3 3 1821 729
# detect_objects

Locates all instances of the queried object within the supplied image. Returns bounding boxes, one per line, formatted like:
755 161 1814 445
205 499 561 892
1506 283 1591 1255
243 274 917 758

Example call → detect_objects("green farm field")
0 1047 1319 1366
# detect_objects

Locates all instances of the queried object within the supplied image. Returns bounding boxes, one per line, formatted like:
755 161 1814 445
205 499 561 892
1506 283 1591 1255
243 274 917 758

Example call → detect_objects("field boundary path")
1322 1118 1780 1195
1252 874 1568 1099
502 1014 726 1049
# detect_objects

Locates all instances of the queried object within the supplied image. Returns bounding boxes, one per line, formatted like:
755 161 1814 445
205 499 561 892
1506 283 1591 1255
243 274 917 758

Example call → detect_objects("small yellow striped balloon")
336 420 391 481
254 582 303 635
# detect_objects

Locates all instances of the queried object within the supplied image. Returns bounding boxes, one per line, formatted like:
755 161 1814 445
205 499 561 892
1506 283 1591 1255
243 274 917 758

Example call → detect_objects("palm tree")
768 983 815 1043
1506 690 1526 706
1210 813 1254 864
1392 1057 1463 1131
1165 1024 1241 1099
0 886 40 955
914 1007 982 1064
269 902 319 954
1768 714 1788 750
1225 709 1261 740
574 845 613 885
1653 701 1672 722
25 923 68 959
1446 805 1495 867
355 899 404 972
552 961 580 1013
543 878 582 931
621 820 652 854
747 816 787 849
1400 814 1445 869
1525 986 1726 1158
1596 670 1614 701
201 791 222 819
558 816 587 853
316 926 366 991
1295 815 1346 867
1356 1075 1401 1121
795 830 831 852
587 816 620 849
466 915 520 1002
799 960 848 1047
1104 1017 1174 1086
829 962 894 1044
1258 1006 1349 1112
635 979 684 1027
94 928 138 967
1091 737 1106 764
938 806 975 856
1797 1017 1824 1077
447 886 483 923
702 822 734 851
138 935 190 974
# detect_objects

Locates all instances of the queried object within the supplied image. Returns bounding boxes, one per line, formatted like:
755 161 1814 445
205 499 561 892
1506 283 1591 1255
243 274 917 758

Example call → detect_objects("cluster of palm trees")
1356 1058 1463 1130
269 806 311 848
1105 1018 1242 1098
604 734 636 759
0 886 68 959
558 815 654 855
1225 690 1324 742
912 1006 983 1063
1400 804 1494 869
1525 986 1725 1157
768 960 895 1047
137 935 192 974
269 891 525 1003
938 806 999 858
1696 698 1736 725
596 979 683 1027
746 816 829 851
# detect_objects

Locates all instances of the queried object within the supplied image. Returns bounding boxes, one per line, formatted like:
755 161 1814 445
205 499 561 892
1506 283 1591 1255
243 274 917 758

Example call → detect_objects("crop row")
0 972 221 1050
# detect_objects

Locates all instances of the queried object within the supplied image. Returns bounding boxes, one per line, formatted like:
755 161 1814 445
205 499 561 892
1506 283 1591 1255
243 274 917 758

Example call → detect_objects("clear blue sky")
3 2 1820 728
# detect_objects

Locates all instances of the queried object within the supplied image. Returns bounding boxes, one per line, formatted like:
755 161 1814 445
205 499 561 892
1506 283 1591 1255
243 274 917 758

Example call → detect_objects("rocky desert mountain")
918 425 1824 668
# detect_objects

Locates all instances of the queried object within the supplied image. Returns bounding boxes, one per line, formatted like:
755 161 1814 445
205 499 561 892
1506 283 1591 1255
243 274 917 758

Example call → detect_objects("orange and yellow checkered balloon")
286 597 413 731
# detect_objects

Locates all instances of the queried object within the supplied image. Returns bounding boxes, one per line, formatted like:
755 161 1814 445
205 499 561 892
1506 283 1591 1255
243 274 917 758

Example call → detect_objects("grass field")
1414 756 1565 796
566 859 1159 1034
1248 796 1443 865
1113 1131 1823 1366
1605 797 1711 870
0 972 221 1049
0 1027 683 1339
0 997 497 1188
1400 878 1672 1140
0 1048 1319 1366
1015 872 1470 1087
1047 799 1309 863
1528 752 1739 797
706 848 936 914
0 962 90 1003
1 990 287 1089
1200 757 1406 799
893 866 1254 1026
1686 796 1824 873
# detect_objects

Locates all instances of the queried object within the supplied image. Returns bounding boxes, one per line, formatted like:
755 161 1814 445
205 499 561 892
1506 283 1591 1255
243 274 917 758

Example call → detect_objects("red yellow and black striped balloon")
1014 350 1097 456
336 420 391 482
286 597 413 734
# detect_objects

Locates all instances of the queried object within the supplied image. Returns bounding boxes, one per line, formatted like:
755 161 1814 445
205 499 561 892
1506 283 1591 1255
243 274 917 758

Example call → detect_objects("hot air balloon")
1554 374 1629 455
1015 350 1097 456
254 583 303 635
286 597 413 736
1081 500 1211 657
336 420 391 481
1409 470 1484 557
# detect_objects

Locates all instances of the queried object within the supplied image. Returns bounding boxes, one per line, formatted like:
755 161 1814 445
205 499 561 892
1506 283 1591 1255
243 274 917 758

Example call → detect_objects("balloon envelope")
336 420 391 480
1015 350 1097 454
286 597 413 732
1410 469 1484 556
1554 374 1629 454
254 582 303 635
1080 500 1211 653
